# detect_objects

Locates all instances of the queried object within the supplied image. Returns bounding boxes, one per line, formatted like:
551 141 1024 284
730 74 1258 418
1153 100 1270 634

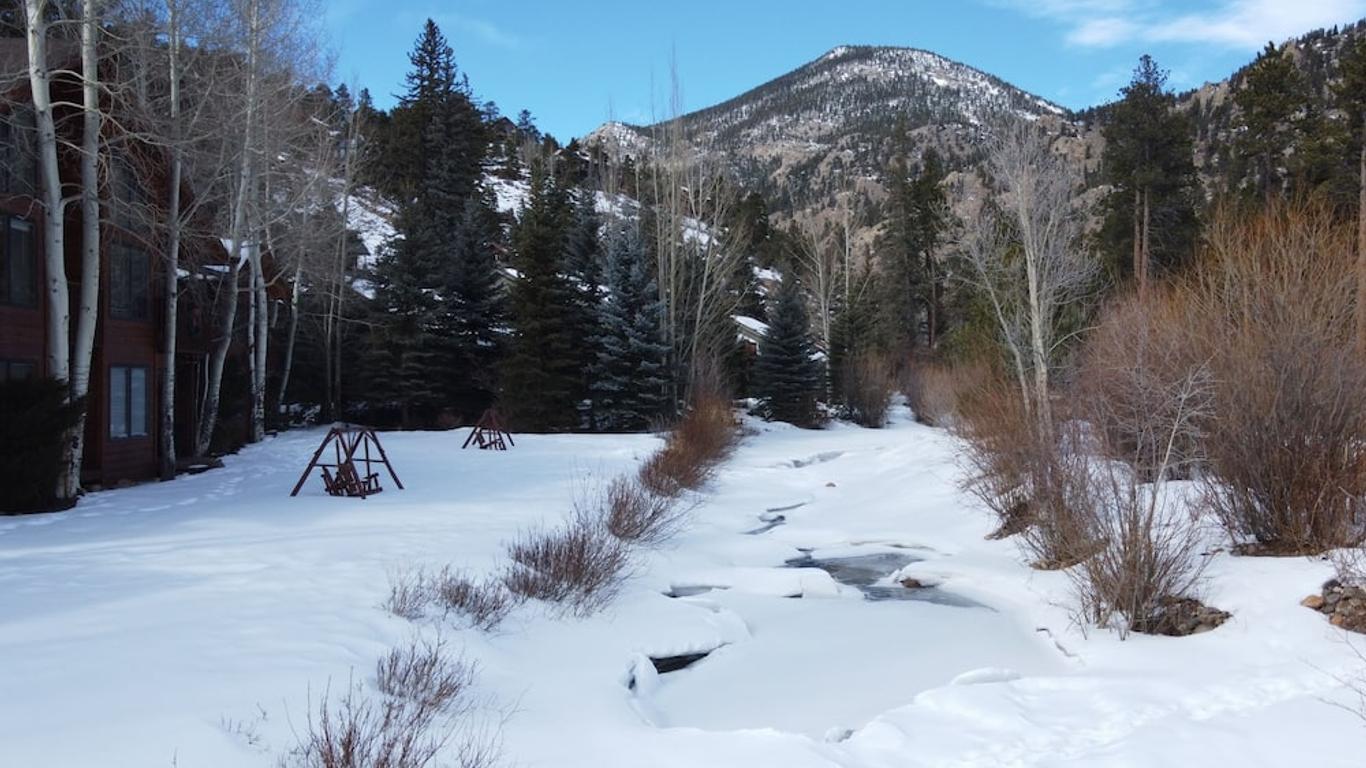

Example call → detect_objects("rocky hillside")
587 46 1077 218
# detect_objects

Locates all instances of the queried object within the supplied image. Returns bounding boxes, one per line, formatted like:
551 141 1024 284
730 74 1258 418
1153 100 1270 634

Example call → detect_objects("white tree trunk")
196 0 259 455
65 0 104 497
25 0 70 394
159 0 183 481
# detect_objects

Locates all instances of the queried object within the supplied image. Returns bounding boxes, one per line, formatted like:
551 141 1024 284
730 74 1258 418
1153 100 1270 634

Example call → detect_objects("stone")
900 578 925 589
1332 613 1347 627
1302 594 1326 610
825 482 837 488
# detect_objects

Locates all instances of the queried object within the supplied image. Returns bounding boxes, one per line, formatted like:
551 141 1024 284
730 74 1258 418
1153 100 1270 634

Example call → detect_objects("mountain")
586 45 1084 229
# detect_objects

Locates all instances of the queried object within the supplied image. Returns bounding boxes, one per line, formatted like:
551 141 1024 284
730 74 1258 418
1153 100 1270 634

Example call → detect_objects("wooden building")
0 40 238 488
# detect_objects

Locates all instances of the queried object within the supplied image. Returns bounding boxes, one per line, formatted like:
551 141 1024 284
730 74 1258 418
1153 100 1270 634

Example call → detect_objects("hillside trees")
1234 43 1308 199
1337 33 1366 350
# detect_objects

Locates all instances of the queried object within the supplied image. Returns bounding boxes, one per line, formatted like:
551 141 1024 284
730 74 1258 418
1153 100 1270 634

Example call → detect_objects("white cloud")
993 0 1366 49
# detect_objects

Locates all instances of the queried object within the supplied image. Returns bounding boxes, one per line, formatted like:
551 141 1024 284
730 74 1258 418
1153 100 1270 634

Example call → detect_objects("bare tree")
790 214 841 351
961 119 1098 438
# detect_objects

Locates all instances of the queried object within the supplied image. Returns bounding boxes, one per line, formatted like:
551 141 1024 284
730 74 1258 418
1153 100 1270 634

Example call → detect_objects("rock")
1327 590 1343 606
1302 594 1326 610
825 482 837 488
1332 613 1347 627
900 578 925 589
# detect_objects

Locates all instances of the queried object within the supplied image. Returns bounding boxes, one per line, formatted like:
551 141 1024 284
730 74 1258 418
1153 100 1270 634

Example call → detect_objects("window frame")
108 364 150 440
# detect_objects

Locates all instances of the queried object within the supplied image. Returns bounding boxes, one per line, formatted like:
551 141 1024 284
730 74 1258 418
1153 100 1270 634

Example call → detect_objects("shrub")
0 377 85 514
840 352 895 428
639 390 736 497
502 512 633 616
428 569 516 631
1187 202 1366 554
1066 309 1214 635
904 360 982 428
954 371 1037 536
375 637 476 713
383 567 432 621
599 475 685 546
284 663 497 768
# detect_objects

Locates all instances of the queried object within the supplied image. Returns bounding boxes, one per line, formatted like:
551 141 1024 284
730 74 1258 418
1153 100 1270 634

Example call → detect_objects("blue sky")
323 0 1366 140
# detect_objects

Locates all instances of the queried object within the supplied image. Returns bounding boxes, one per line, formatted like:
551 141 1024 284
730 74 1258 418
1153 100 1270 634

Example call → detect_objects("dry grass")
502 511 634 616
840 352 896 428
639 390 737 497
1183 201 1366 554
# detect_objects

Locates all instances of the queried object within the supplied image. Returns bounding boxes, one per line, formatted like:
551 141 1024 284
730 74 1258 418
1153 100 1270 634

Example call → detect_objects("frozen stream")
644 546 1063 738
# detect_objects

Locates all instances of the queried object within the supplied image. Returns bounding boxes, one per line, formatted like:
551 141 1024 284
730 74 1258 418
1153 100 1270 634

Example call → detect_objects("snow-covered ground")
2 409 1364 766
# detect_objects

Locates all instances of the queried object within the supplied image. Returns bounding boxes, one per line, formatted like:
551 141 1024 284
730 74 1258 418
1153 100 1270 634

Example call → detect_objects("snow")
733 314 769 336
2 410 1365 766
339 186 398 270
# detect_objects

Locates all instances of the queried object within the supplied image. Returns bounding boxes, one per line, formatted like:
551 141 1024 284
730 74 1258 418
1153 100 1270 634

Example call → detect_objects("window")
110 243 149 320
0 215 36 307
111 159 146 234
0 109 35 196
0 360 35 381
109 365 149 439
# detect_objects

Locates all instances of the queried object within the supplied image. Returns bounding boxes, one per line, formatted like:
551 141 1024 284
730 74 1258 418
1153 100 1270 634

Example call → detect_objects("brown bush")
375 637 475 713
1185 202 1366 554
429 569 516 631
954 371 1037 535
904 360 977 428
284 654 497 768
383 567 432 621
599 475 686 546
502 511 633 616
1065 305 1215 635
840 352 895 428
639 390 737 497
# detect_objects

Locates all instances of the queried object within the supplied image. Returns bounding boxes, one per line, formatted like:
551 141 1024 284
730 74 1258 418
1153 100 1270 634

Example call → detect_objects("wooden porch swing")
290 425 404 499
461 407 515 451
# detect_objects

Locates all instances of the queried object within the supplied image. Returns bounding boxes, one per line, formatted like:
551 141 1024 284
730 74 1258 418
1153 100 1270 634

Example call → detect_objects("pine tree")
563 192 605 426
501 162 582 431
877 119 923 355
754 279 824 427
1100 55 1198 293
367 230 441 427
1235 43 1307 198
910 149 950 347
432 189 506 420
591 220 670 431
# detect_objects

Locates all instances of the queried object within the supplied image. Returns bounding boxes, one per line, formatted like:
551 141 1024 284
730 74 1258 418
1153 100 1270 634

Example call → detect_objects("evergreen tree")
877 120 923 355
1235 43 1307 198
1099 55 1198 292
431 189 507 420
501 162 582 431
367 231 441 427
753 279 824 427
910 149 950 347
591 221 670 431
564 192 605 426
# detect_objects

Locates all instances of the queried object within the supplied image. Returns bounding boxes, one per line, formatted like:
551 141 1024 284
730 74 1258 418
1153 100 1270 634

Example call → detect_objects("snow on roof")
734 315 769 336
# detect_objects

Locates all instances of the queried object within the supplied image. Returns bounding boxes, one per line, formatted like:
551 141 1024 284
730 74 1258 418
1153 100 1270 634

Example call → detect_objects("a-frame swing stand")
462 408 515 451
290 425 404 499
